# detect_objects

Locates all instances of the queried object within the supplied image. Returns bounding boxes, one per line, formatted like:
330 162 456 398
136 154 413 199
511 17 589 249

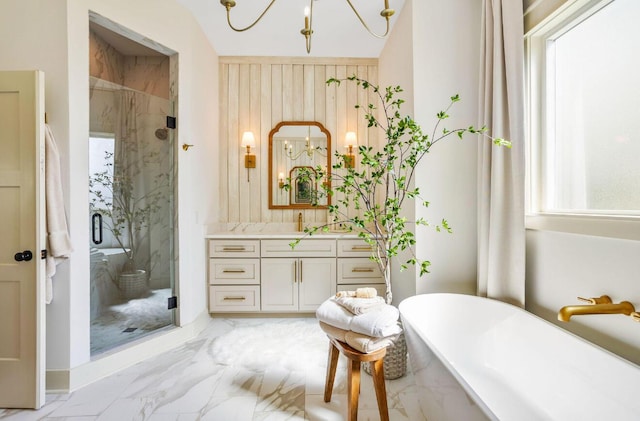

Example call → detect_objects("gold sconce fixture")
344 131 357 169
241 131 256 182
278 172 285 189
219 0 395 54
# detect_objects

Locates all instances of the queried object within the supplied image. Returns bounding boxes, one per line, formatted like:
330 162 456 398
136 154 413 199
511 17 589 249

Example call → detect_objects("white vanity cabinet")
336 238 386 296
206 235 384 313
260 239 336 312
208 239 261 312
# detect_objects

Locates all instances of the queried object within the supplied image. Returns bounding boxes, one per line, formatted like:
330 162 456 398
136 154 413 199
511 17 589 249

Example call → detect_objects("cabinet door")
298 258 336 311
261 258 298 311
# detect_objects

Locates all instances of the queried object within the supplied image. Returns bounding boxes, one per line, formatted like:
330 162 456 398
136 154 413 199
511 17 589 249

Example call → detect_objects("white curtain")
477 0 526 306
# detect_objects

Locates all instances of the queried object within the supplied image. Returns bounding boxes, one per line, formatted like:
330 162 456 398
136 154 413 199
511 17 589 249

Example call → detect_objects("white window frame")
524 0 640 241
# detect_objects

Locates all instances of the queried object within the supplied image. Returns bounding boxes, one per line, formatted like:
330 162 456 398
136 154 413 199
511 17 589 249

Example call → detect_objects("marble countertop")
205 223 364 239
205 231 360 239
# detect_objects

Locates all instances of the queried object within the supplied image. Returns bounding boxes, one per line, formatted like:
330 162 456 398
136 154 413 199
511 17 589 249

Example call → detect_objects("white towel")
319 321 398 354
45 124 73 304
316 298 354 331
316 298 401 338
350 305 401 338
344 330 399 354
318 321 348 342
333 295 385 315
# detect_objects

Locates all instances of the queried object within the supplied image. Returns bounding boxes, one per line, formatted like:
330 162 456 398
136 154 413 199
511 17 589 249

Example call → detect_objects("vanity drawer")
337 258 384 284
208 239 260 258
209 258 260 285
209 285 260 312
261 239 336 257
337 239 375 257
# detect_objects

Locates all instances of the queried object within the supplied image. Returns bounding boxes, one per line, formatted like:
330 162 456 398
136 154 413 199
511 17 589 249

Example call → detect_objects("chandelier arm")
344 0 392 39
224 0 279 32
305 0 314 54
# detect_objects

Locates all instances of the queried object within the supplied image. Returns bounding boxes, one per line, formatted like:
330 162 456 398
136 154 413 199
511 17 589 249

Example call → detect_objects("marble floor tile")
0 318 426 421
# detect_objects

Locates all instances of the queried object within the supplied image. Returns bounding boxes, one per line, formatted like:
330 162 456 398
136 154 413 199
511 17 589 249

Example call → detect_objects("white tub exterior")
399 293 640 421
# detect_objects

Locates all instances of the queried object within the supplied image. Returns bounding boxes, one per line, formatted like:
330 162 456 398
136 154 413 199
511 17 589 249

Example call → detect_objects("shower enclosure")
88 20 176 355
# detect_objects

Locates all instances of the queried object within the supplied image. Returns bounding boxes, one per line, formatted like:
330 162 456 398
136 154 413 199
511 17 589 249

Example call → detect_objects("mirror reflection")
269 121 331 209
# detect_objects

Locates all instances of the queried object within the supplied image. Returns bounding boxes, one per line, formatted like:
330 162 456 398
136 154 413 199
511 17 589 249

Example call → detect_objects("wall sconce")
241 131 256 182
344 131 357 169
278 172 285 189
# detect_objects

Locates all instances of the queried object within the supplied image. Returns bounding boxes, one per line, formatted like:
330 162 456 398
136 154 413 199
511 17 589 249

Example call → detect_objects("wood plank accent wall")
219 57 379 224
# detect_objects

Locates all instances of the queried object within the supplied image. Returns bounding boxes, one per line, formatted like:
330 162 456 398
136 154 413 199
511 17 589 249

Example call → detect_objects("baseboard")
46 310 210 393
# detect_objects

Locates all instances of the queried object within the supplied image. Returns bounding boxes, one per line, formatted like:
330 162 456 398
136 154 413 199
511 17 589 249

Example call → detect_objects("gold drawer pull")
351 245 373 251
222 246 247 251
223 296 247 301
222 269 246 273
352 268 374 273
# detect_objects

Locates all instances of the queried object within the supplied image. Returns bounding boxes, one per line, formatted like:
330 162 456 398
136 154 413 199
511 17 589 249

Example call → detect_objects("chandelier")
284 127 327 160
219 0 396 54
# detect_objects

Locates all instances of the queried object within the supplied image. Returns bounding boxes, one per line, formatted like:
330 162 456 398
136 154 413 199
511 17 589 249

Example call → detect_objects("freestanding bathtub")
399 293 640 421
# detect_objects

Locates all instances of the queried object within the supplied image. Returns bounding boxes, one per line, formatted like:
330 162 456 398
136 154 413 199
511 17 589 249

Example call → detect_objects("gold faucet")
558 296 636 322
297 212 303 232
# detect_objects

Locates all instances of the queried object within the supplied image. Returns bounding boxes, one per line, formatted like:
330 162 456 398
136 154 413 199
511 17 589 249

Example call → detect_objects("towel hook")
182 143 194 151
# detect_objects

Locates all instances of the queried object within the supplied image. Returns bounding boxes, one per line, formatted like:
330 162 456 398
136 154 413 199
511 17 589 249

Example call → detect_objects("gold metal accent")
182 143 194 151
344 0 394 39
558 299 636 322
344 144 356 169
352 268 374 273
351 245 373 251
44 112 48 124
220 0 394 54
300 260 303 282
222 246 246 251
222 269 246 273
577 295 612 305
294 261 297 283
631 312 640 322
220 0 278 32
297 212 303 232
223 296 247 301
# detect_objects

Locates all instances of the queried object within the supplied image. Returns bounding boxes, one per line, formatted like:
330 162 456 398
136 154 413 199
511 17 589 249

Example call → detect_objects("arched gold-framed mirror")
268 121 331 209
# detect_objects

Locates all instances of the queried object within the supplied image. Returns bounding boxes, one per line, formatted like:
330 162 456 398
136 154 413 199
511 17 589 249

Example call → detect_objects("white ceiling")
176 0 406 58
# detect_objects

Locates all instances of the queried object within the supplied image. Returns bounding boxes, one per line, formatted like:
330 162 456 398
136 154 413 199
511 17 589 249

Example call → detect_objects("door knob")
14 250 33 262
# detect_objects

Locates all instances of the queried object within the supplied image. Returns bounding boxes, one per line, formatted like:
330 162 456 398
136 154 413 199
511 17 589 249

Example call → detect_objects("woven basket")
118 270 148 299
362 331 407 379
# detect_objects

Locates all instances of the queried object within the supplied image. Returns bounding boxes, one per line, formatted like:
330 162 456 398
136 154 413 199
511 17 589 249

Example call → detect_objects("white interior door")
0 70 45 409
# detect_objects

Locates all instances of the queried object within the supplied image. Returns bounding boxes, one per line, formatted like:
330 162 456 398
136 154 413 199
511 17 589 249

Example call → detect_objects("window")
89 133 115 209
527 0 640 220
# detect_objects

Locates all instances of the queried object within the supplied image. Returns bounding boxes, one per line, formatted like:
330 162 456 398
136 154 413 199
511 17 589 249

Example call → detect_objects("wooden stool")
324 336 389 421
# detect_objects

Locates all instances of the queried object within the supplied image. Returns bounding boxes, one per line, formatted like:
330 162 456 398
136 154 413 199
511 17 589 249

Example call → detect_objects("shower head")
155 128 169 140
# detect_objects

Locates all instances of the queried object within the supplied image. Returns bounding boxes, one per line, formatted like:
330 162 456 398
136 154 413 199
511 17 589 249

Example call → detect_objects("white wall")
379 0 482 300
0 0 218 372
526 230 640 365
378 0 415 305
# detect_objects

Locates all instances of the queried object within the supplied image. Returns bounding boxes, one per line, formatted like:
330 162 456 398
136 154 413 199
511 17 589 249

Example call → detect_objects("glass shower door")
89 78 175 355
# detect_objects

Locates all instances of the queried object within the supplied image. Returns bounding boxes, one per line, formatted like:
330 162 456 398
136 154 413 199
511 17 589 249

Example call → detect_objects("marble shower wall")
90 28 169 99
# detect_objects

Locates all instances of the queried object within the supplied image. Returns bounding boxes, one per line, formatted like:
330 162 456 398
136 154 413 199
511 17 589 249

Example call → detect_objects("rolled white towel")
335 287 378 299
316 298 354 331
350 304 401 338
345 331 399 354
333 295 385 315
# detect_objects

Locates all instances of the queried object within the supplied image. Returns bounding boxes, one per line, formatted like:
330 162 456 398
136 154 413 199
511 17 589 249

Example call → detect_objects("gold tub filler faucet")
558 295 640 322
